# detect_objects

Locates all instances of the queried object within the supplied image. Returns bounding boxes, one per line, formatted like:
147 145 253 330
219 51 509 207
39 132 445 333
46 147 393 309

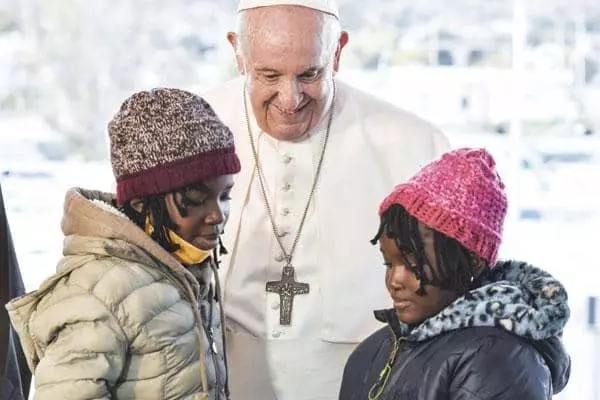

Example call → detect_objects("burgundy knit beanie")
108 88 241 205
379 148 508 265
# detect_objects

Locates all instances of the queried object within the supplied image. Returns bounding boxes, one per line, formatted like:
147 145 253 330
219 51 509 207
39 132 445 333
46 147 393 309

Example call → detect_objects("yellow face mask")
145 217 211 265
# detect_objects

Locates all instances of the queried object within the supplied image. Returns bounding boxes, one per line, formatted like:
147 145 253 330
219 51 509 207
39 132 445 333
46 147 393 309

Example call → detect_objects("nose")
204 201 226 226
387 264 412 290
277 79 303 111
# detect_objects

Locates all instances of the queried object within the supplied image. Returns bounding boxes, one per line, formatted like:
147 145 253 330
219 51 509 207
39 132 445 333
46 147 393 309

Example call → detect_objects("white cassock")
203 77 450 400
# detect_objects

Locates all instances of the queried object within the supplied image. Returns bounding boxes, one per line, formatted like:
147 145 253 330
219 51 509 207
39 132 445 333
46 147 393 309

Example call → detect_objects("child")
6 89 240 399
339 148 570 399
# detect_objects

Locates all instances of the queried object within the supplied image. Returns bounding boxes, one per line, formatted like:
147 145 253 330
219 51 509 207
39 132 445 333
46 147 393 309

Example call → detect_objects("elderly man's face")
228 6 348 141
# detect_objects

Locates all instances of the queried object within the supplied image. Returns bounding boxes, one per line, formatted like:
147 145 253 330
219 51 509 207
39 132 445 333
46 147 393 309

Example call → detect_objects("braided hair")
371 204 488 297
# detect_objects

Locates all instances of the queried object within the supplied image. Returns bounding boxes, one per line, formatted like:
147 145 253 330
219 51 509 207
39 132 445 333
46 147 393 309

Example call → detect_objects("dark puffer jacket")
339 261 571 400
1 183 31 400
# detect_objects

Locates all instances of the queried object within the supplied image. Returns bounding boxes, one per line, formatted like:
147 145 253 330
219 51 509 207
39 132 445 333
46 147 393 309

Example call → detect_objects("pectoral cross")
266 266 310 326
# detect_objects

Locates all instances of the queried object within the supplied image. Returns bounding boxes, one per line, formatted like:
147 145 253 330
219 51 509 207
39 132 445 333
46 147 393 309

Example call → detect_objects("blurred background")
0 0 599 398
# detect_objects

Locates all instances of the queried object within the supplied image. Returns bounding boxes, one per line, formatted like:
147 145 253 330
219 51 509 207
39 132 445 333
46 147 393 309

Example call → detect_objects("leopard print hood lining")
375 260 570 341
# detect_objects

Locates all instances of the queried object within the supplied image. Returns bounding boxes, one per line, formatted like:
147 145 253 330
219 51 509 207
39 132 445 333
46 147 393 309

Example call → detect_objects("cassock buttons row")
283 154 293 165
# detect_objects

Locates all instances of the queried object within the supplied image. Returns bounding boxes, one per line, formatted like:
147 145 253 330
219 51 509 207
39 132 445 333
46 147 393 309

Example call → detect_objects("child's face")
380 223 458 326
165 174 235 251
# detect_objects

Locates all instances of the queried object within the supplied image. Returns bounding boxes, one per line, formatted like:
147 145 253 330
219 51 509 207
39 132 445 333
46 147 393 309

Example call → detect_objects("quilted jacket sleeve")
28 292 128 400
449 333 552 400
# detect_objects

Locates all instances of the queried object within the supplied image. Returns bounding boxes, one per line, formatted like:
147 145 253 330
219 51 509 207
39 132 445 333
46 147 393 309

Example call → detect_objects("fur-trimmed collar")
375 260 569 342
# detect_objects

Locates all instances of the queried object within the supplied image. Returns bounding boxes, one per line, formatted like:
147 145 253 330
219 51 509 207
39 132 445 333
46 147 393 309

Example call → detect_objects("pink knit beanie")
379 148 508 265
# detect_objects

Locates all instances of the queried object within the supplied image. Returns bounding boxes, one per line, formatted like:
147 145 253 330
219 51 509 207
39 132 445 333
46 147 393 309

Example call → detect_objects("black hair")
371 204 489 297
120 183 227 261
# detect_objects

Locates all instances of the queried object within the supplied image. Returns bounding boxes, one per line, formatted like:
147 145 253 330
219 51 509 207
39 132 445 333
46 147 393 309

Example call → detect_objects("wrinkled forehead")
241 6 334 70
246 39 330 74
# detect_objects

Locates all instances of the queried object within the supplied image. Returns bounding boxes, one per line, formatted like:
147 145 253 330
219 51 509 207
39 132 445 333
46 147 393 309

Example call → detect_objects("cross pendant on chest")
266 264 310 326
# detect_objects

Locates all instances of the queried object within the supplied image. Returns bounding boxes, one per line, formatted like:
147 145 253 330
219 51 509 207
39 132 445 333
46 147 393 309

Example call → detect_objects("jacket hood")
375 260 571 393
58 188 202 296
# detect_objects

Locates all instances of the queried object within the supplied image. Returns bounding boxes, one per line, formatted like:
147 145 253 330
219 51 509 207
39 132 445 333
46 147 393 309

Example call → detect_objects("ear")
129 198 144 213
227 32 246 75
333 31 349 73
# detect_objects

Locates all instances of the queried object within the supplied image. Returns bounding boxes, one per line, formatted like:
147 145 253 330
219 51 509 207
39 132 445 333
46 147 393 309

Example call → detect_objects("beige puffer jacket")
6 189 228 399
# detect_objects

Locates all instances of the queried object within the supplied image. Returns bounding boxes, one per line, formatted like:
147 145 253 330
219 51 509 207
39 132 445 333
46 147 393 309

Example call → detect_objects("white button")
272 330 282 338
271 301 280 310
282 183 291 192
275 253 285 262
281 208 290 216
283 154 293 164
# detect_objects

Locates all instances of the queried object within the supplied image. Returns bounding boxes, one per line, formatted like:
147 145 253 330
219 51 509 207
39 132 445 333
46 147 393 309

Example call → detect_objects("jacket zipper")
203 288 222 400
368 327 405 400
155 261 223 398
